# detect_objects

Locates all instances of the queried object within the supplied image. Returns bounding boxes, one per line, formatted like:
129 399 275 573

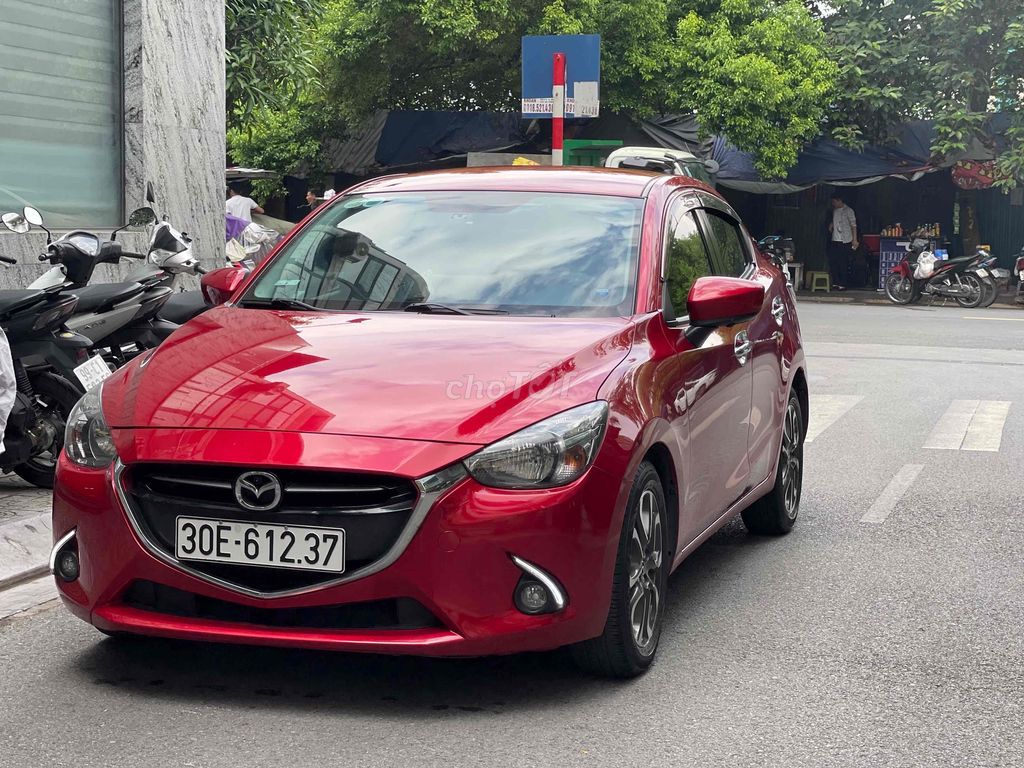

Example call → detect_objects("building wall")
0 0 225 289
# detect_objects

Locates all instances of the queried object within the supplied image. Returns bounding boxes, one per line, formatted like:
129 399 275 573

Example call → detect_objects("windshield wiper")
239 297 322 312
403 302 471 315
402 303 509 315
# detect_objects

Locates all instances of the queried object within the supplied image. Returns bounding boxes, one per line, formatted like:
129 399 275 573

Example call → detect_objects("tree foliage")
827 0 1024 188
317 0 836 178
225 0 323 124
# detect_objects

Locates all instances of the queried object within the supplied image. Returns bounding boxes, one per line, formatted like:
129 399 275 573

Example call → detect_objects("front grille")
122 580 443 630
122 464 418 592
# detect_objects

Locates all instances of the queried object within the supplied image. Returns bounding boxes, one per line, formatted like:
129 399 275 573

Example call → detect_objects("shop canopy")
319 110 1004 192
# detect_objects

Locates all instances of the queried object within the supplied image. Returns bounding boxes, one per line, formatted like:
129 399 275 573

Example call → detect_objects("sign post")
521 35 600 166
552 53 565 166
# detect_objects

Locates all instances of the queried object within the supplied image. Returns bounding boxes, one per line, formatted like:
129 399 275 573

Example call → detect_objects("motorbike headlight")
464 402 609 489
65 385 117 468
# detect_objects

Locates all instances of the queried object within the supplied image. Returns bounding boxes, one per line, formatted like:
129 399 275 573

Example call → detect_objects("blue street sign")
521 34 601 119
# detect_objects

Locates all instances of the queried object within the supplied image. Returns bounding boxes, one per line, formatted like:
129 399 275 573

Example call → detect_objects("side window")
699 209 750 277
665 208 713 317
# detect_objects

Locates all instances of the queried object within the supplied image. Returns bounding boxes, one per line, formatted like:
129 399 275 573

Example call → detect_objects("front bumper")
52 430 624 657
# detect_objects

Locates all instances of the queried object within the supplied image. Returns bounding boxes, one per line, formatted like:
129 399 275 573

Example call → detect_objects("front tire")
742 393 803 536
572 461 668 678
979 279 999 308
884 274 915 305
955 273 985 308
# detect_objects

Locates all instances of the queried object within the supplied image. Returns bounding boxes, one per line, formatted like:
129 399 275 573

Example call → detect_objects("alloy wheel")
780 399 802 519
628 488 664 656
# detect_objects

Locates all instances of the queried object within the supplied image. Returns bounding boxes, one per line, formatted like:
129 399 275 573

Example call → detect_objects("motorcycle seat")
0 289 46 318
158 290 208 324
72 282 145 313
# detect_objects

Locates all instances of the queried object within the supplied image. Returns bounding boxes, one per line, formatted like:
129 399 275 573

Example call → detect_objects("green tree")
226 0 323 125
317 0 836 178
827 0 1024 188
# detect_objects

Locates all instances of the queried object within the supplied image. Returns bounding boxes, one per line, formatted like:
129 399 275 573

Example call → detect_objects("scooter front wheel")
884 274 916 305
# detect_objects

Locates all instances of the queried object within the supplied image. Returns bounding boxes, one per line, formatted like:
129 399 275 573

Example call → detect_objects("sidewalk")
0 475 52 591
797 287 1024 308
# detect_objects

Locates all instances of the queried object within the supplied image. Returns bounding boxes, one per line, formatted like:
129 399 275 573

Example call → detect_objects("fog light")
56 550 80 582
515 581 550 614
510 555 567 615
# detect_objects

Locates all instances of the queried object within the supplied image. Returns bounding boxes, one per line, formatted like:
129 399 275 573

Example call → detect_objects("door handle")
771 296 786 326
734 331 752 364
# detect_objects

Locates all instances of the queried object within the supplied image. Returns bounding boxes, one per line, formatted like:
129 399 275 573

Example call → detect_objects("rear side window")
664 208 712 317
699 209 750 278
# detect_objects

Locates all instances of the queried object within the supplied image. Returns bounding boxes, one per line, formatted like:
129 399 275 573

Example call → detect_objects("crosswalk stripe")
805 394 864 443
924 400 1011 451
923 399 979 450
860 464 924 524
961 401 1012 452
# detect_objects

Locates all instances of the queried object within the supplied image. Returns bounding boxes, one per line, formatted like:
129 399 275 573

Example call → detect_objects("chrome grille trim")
113 460 467 600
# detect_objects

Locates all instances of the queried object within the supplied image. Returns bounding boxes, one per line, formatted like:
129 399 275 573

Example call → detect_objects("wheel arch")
641 442 679 565
790 365 809 437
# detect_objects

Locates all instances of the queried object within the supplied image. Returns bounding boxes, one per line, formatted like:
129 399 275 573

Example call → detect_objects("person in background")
225 186 264 222
827 194 858 291
305 190 320 210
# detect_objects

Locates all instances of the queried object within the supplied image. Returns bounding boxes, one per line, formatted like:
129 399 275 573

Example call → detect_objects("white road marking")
961 316 1024 322
924 399 1011 451
0 576 57 621
961 400 1012 452
805 394 864 443
861 464 924 524
924 399 979 449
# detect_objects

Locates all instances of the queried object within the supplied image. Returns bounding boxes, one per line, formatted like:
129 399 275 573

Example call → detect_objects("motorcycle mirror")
128 207 157 226
22 206 43 226
21 206 51 244
1 212 30 235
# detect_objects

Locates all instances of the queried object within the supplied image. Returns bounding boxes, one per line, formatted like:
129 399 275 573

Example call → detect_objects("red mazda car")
52 168 806 677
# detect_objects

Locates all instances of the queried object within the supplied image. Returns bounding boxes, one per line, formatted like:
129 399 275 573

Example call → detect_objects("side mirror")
128 207 157 226
201 266 249 306
22 207 43 226
687 276 765 328
2 212 30 234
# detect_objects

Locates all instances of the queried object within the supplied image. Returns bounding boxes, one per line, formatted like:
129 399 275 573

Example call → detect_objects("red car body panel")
52 167 806 657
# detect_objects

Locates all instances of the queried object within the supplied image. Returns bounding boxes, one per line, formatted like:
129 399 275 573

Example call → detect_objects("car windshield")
242 191 644 317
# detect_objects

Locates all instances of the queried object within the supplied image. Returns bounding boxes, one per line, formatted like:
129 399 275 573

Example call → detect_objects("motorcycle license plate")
175 516 345 573
73 355 113 390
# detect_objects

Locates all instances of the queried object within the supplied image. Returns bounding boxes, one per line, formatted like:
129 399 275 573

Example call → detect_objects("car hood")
103 307 633 446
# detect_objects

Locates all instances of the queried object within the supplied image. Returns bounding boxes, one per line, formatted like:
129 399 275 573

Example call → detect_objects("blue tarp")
713 121 939 193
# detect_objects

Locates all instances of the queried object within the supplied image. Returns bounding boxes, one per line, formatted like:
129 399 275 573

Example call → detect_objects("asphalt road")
2 301 1022 768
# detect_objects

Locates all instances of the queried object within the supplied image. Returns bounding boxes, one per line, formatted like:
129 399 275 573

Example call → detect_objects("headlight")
65 386 117 468
464 402 609 489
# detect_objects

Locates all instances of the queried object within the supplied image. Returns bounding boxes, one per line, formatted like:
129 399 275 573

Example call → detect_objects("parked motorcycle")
1015 248 1024 305
0 253 87 487
884 238 987 307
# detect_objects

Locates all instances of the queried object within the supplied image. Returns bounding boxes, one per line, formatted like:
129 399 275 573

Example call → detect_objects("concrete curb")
796 292 1024 309
0 512 52 591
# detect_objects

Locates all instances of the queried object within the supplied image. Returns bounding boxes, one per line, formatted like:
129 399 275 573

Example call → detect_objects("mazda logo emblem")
234 471 282 512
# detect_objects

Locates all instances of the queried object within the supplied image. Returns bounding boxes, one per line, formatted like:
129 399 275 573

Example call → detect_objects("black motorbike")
0 256 88 488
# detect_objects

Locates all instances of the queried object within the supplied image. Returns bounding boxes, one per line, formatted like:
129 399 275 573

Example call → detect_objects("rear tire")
955 273 985 308
979 279 999 308
571 461 668 678
742 393 803 536
884 274 915 305
12 373 81 489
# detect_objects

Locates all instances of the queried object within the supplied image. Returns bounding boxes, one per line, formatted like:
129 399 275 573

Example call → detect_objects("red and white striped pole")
552 52 566 166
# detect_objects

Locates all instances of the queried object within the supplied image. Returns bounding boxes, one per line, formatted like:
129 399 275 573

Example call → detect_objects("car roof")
345 166 703 199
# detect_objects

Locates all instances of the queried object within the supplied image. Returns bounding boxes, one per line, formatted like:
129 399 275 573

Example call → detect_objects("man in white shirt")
827 194 858 291
225 186 264 222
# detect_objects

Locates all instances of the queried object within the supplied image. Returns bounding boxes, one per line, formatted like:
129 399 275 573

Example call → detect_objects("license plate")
73 354 113 390
175 517 345 573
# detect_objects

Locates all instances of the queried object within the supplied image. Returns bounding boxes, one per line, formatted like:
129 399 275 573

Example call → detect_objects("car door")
695 204 784 486
661 198 753 535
